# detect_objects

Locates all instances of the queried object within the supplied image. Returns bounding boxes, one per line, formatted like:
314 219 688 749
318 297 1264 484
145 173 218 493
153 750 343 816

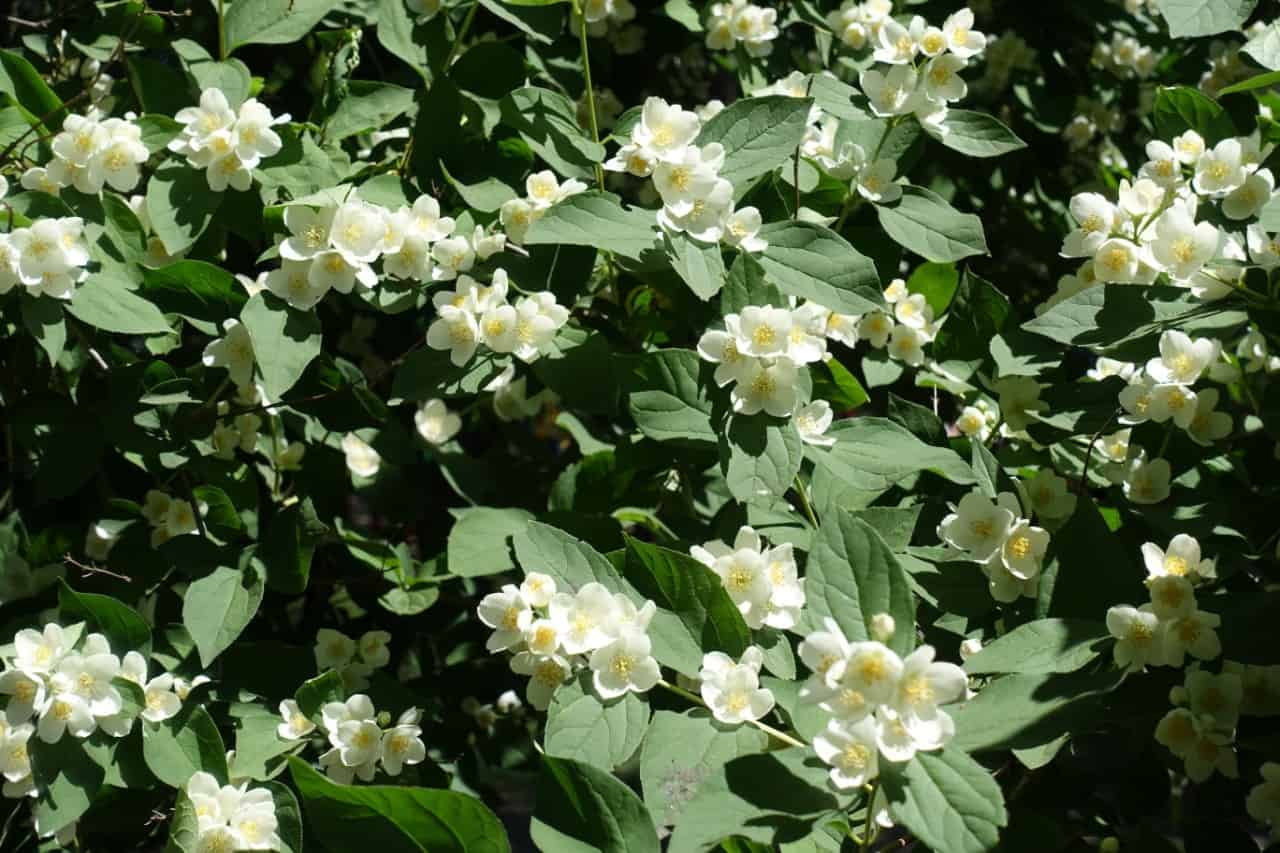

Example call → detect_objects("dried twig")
64 553 133 583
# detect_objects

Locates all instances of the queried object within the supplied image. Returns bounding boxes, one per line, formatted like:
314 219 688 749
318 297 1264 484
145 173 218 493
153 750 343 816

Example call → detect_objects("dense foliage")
1 0 1280 850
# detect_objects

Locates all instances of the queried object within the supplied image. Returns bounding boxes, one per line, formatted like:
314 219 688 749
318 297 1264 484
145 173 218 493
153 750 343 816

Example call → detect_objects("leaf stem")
217 0 227 61
444 1 480 68
793 475 819 528
859 780 879 851
656 679 806 749
572 0 606 187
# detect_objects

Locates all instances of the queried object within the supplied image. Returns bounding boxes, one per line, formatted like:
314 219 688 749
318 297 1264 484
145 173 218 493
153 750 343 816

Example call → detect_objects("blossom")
509 652 571 710
426 305 480 366
341 434 381 479
1106 604 1161 671
1025 470 1076 520
632 97 701 162
814 716 880 789
861 65 918 117
1149 207 1218 281
795 400 836 447
1141 534 1215 581
731 358 799 418
314 629 357 671
943 8 986 57
937 491 1016 562
1193 138 1246 196
993 376 1045 431
202 319 256 390
1161 608 1221 666
1222 168 1274 220
1247 764 1280 835
588 629 660 699
379 709 426 775
1123 456 1171 504
699 647 775 724
478 585 533 652
723 207 767 252
1146 330 1217 386
414 398 462 445
276 699 316 740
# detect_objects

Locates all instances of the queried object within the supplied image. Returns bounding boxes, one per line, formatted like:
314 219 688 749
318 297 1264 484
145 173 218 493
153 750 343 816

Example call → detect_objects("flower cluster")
1154 669 1240 782
270 192 503 310
295 694 427 782
698 647 776 725
1091 31 1159 80
937 489 1051 603
0 623 188 799
1117 330 1234 448
863 278 943 366
1049 127 1275 306
799 619 967 789
313 628 392 692
185 771 281 850
425 269 569 367
1106 534 1221 672
854 7 987 128
21 108 148 195
690 526 805 630
211 401 262 461
577 0 637 39
705 0 779 56
477 573 660 710
0 205 91 300
169 88 289 192
954 397 999 442
500 170 587 244
141 489 203 547
1249 763 1280 839
604 97 766 249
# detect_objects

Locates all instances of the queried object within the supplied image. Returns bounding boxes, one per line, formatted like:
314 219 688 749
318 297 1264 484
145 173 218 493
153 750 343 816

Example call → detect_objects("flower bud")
869 613 895 643
496 690 523 715
1169 686 1188 706
959 638 982 660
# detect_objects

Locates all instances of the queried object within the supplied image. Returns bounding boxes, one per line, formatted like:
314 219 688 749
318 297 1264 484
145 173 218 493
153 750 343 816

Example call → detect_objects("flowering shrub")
1 0 1280 850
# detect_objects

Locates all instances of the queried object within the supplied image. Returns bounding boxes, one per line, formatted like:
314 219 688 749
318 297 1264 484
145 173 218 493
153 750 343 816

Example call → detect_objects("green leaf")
932 269 1010 365
666 231 726 301
21 295 66 364
756 221 883 315
141 260 247 327
950 669 1125 753
325 81 415 140
623 349 716 443
810 417 975 508
376 0 433 77
446 507 535 578
224 0 345 52
289 757 511 853
881 748 1008 853
1155 0 1257 38
58 581 151 656
800 509 916 656
260 500 321 594
142 706 230 788
295 669 346 722
1036 498 1146 621
907 261 960 316
720 416 803 503
812 358 869 411
1217 69 1280 96
531 755 661 853
440 163 517 213
545 671 650 771
229 706 302 781
30 734 104 836
241 292 323 399
876 185 988 263
623 537 752 676
183 564 265 667
173 40 253 107
522 192 661 261
191 484 244 540
1023 284 1248 358
721 252 784 314
807 75 867 121
695 95 813 190
639 709 767 830
146 164 224 256
499 87 605 179
266 781 306 853
963 619 1109 675
666 747 848 853
166 790 201 853
1152 85 1238 143
0 50 64 127
927 110 1027 158
513 521 632 597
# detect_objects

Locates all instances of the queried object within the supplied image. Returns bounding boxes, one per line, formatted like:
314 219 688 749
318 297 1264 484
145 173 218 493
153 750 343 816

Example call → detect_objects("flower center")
839 743 870 770
1007 535 1032 559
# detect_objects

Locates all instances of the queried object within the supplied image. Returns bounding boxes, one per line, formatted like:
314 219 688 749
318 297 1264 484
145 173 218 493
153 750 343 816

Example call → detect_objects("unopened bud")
959 638 983 660
376 710 391 727
496 690 523 715
869 613 895 643
1169 686 1188 706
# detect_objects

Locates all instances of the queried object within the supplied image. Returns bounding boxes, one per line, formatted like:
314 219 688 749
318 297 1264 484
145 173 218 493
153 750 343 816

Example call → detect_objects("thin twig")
1079 408 1120 493
64 553 133 583
657 679 806 748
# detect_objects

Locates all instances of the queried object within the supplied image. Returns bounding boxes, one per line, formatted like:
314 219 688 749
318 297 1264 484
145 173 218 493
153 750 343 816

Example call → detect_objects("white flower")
723 207 767 252
1186 670 1240 731
139 674 181 723
518 572 556 610
1162 609 1222 666
358 630 392 668
1147 574 1195 621
1141 534 1215 581
478 585 533 652
1106 604 1161 672
856 157 903 203
1025 470 1076 520
943 8 986 57
795 400 836 447
1139 141 1182 187
1124 456 1171 504
705 533 774 629
798 617 853 687
509 652 571 711
1155 707 1199 758
1087 357 1135 382
1186 388 1232 445
959 638 982 660
1193 138 1246 196
202 319 255 390
999 518 1050 580
699 647 775 724
994 376 1045 431
36 692 95 742
955 405 990 441
588 629 660 699
12 624 69 674
1247 763 1280 832
234 99 286 163
860 65 918 117
334 717 383 768
525 170 586 210
280 206 334 262
874 15 920 65
632 97 702 162
265 260 328 310
314 629 357 671
1183 726 1238 782
843 641 903 707
499 198 539 244
430 236 475 281
653 143 726 217
0 723 33 785
698 318 755 388
1149 207 1219 281
341 434 381 479
731 357 799 418
379 711 426 775
414 398 462 445
814 716 880 789
550 583 618 654
1092 238 1145 284
860 312 893 348
0 670 46 724
1222 168 1274 220
320 694 376 738
276 699 316 740
937 491 1015 562
922 54 968 103
1147 330 1216 386
426 305 480 366
887 324 926 366
886 645 965 756
309 250 376 294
